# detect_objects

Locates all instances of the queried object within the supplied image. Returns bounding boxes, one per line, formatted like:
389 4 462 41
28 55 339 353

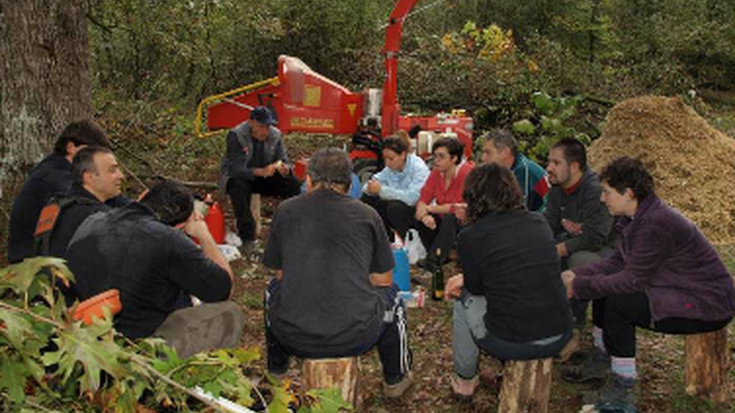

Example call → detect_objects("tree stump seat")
498 357 553 413
684 327 729 403
301 357 359 407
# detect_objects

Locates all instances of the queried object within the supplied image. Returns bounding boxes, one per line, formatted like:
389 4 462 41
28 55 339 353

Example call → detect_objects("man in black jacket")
543 138 614 343
38 146 125 258
66 180 243 358
8 120 111 263
219 106 301 255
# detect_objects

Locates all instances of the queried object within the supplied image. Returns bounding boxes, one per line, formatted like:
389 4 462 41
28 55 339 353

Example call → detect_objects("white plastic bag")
403 229 426 265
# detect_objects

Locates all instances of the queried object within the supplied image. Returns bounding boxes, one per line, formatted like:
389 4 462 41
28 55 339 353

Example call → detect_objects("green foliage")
0 258 350 413
513 92 591 163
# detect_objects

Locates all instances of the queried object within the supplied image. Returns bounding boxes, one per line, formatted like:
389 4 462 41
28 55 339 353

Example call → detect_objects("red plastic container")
72 289 122 326
204 202 226 244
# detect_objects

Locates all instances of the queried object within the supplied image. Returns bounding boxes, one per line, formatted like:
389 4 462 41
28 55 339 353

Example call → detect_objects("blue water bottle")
392 248 411 291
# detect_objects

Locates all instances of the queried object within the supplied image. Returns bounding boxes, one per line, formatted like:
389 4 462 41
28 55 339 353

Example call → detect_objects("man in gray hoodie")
544 138 614 331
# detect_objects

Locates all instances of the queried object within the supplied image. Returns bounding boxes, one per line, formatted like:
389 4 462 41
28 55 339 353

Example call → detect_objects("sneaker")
383 373 413 398
561 347 610 383
240 240 255 256
583 374 636 406
450 373 479 400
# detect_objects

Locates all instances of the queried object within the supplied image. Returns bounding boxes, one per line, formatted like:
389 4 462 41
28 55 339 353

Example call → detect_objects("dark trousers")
265 280 411 381
591 292 732 358
227 174 301 241
360 195 415 240
417 213 461 263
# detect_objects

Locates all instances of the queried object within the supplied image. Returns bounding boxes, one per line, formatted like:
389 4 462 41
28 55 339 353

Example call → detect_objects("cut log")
302 357 359 407
250 193 261 238
685 328 729 403
498 358 553 413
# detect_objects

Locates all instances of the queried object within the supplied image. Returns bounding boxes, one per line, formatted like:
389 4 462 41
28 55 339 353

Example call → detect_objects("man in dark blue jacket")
219 107 301 256
8 120 111 263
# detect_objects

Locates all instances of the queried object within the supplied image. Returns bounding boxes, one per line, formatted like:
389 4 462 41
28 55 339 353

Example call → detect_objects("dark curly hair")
53 119 111 156
463 163 525 223
599 156 654 200
432 137 464 165
140 179 194 226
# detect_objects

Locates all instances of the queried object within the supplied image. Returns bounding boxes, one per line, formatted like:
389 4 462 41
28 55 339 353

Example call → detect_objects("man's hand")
275 160 290 177
370 270 393 287
183 215 211 241
561 219 583 235
445 274 464 300
556 242 569 258
366 179 381 195
453 203 468 224
421 214 437 230
561 270 576 299
256 164 277 178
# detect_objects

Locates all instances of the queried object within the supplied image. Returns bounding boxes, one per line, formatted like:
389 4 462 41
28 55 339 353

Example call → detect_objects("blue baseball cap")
250 106 277 126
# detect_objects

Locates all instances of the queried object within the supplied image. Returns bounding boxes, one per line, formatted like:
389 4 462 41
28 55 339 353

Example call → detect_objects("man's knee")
568 250 602 269
157 301 246 359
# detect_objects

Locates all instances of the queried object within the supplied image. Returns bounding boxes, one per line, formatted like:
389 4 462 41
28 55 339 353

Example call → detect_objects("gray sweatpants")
453 293 569 379
154 301 246 359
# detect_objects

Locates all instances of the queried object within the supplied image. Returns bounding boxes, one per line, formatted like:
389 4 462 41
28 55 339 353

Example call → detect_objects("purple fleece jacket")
573 192 735 322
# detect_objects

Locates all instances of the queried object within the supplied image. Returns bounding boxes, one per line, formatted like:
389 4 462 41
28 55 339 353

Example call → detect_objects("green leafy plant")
512 91 591 163
0 258 350 413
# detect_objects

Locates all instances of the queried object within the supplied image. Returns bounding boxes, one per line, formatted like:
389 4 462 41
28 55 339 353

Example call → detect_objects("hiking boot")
383 373 413 398
561 347 610 383
583 374 636 406
450 373 479 400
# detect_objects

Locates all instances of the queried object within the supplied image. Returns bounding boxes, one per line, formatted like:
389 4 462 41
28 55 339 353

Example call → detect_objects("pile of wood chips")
588 96 735 245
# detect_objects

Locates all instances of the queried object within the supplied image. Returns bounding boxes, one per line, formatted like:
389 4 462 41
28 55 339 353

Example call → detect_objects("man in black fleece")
8 120 111 263
543 138 614 331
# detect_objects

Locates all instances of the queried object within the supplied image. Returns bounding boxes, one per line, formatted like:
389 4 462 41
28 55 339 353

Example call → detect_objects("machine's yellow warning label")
347 104 357 117
304 85 322 107
291 117 335 129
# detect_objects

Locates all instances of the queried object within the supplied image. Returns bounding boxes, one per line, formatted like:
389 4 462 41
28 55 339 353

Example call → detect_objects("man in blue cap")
220 106 301 256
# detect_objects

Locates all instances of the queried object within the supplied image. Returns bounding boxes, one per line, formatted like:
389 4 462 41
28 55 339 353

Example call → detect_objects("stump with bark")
498 358 553 413
685 328 729 403
301 357 359 407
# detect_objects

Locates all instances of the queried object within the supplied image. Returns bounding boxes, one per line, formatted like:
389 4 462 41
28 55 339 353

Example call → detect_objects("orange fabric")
34 203 61 236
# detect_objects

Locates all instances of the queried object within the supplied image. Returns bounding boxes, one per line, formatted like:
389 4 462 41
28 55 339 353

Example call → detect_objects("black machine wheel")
353 158 379 186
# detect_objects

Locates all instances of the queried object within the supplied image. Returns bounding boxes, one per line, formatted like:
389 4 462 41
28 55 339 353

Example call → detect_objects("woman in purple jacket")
561 157 735 409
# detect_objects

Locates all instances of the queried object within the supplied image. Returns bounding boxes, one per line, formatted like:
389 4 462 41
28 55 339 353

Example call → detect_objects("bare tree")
0 0 92 196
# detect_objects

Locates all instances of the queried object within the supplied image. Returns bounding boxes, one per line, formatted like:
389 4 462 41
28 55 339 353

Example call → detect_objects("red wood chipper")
194 0 474 182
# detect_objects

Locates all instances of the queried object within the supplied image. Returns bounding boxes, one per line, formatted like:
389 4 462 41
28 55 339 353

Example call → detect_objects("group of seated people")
6 108 734 408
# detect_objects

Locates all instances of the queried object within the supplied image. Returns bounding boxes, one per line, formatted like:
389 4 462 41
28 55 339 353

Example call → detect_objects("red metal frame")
381 0 421 137
202 0 475 162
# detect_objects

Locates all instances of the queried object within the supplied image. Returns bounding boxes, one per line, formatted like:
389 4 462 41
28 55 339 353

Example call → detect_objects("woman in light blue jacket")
361 134 430 240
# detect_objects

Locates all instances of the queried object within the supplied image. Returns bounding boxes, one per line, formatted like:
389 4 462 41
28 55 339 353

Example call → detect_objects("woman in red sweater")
414 137 474 267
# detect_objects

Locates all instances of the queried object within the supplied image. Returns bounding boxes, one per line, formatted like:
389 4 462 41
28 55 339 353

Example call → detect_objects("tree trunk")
498 358 553 413
301 357 359 407
685 328 729 403
0 0 92 191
